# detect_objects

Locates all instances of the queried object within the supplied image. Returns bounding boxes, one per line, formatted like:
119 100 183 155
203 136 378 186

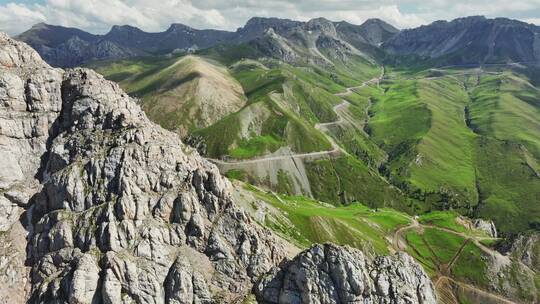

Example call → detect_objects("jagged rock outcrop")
510 232 540 272
472 219 497 238
0 30 64 303
254 243 437 304
250 17 372 67
0 32 287 303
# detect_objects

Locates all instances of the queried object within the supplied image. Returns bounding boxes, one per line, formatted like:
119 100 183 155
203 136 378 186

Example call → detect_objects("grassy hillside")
245 185 409 254
364 70 540 233
192 60 337 159
469 72 540 158
89 48 540 236
239 185 539 303
92 55 247 136
409 77 477 209
474 137 540 233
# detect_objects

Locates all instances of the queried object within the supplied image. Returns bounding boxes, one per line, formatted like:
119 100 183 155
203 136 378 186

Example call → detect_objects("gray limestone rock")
0 32 287 303
254 243 437 304
472 219 498 238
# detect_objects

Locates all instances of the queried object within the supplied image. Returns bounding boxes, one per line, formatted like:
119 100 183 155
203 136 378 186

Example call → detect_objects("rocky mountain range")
16 16 540 69
15 17 398 67
383 16 540 66
4 11 540 304
0 31 439 303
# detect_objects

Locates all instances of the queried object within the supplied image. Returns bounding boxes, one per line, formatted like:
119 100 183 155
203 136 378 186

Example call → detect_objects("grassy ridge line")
409 77 477 208
91 55 248 135
244 184 411 254
469 72 540 158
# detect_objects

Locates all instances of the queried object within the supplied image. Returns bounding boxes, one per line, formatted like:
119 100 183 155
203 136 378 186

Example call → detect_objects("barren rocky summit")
0 32 436 304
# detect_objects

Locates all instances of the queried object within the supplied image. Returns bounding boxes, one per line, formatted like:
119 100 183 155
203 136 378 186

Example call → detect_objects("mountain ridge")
16 15 540 69
383 15 540 66
15 17 400 67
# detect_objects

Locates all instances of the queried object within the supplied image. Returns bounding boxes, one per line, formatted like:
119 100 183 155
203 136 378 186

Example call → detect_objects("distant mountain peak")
166 23 194 33
307 17 333 23
383 15 540 65
360 18 399 32
362 18 390 25
244 16 297 26
30 22 50 29
107 24 144 35
305 17 337 36
453 15 486 23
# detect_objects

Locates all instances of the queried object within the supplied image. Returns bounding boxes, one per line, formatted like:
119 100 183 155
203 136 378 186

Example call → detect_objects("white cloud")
0 3 46 35
0 0 231 35
524 18 540 25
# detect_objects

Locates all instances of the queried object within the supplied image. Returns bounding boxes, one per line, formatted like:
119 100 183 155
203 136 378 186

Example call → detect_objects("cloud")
0 0 539 36
0 0 231 35
524 18 540 25
0 3 45 35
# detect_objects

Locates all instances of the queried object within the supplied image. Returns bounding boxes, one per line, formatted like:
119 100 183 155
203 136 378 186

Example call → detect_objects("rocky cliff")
510 232 540 273
254 244 436 304
0 33 436 304
0 31 286 303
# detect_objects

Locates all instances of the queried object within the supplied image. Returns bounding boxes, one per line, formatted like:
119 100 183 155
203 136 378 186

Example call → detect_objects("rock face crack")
254 243 437 304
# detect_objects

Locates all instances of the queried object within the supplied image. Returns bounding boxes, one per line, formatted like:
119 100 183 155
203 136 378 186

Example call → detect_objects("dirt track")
209 70 384 166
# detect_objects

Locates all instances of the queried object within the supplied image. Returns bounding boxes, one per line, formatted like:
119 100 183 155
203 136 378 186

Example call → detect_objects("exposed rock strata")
0 32 286 303
473 219 498 238
510 232 540 273
254 243 437 304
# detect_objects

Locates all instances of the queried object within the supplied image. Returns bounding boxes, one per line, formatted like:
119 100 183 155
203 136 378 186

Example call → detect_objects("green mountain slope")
90 42 540 237
363 69 540 233
87 29 540 304
469 72 540 158
90 55 247 136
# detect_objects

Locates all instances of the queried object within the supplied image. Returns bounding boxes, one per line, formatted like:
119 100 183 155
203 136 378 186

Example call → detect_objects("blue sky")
1 0 539 35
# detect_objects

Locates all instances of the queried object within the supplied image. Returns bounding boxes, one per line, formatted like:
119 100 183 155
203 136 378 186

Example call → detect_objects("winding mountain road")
208 70 384 166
